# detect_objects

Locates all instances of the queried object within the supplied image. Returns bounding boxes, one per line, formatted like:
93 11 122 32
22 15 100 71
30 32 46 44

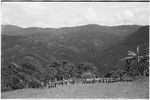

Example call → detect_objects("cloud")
115 9 135 24
19 3 49 15
84 8 98 23
1 2 149 27
123 9 134 19
2 16 11 24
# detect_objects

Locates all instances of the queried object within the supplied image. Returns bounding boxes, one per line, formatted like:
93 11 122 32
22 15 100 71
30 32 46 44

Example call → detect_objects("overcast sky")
1 2 149 28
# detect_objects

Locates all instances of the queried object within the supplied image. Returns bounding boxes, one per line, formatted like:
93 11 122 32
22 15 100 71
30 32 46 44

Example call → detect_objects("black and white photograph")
1 2 149 99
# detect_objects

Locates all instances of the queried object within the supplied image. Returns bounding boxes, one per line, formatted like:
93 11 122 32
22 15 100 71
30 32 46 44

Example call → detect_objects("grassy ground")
1 77 149 99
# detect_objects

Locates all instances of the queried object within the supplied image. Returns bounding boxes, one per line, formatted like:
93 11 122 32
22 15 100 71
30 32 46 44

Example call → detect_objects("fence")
45 77 116 88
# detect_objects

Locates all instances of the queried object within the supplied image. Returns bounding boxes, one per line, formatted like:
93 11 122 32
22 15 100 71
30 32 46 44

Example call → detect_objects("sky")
1 2 149 28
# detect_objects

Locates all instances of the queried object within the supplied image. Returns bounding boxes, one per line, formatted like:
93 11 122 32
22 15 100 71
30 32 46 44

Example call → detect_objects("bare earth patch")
1 77 149 99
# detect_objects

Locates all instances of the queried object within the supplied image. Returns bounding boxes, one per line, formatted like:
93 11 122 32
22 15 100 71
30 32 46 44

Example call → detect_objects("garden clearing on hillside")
1 77 149 99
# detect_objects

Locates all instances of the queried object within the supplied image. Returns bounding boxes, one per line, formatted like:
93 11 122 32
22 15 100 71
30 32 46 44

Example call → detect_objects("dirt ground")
1 77 149 99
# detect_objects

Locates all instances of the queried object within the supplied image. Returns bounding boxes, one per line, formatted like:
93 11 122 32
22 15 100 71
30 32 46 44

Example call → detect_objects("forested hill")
2 25 148 72
93 26 149 73
1 24 149 92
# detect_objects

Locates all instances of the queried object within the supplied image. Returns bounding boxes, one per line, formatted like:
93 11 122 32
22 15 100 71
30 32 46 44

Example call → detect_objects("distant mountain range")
1 24 149 74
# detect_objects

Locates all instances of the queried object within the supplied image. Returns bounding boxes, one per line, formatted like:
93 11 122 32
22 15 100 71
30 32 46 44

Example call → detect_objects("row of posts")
42 77 116 88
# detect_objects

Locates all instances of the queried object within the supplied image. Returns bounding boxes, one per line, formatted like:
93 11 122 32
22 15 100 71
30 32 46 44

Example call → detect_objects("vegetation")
121 45 149 76
1 60 98 92
106 45 149 80
1 25 149 92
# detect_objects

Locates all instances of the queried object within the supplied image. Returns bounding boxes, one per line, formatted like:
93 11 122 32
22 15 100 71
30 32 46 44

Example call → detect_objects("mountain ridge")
2 24 141 36
2 24 149 73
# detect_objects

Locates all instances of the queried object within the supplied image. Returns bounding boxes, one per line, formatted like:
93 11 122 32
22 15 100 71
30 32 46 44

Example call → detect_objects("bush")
28 81 42 88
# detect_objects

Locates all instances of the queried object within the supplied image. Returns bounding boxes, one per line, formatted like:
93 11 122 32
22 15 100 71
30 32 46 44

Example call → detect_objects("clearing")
1 77 149 99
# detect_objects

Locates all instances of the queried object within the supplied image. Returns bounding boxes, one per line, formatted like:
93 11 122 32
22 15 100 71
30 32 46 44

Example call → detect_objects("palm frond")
137 56 144 62
137 45 139 53
121 56 133 61
139 56 144 59
127 51 136 56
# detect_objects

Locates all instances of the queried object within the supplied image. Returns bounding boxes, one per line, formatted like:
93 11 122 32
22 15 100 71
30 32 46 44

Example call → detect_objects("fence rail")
45 78 116 88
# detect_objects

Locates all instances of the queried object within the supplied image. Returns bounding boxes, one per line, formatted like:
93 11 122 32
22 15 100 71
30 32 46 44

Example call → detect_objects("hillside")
2 25 148 72
1 24 149 92
93 26 149 72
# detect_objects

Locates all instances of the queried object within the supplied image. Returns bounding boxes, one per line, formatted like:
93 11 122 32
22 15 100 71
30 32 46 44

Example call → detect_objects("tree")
50 60 78 80
121 45 144 63
121 45 149 76
76 62 98 78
